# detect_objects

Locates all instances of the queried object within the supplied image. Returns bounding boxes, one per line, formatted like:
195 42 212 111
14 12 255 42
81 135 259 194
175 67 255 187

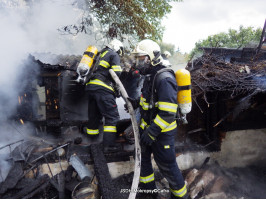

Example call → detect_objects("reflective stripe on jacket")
139 65 178 136
86 47 122 92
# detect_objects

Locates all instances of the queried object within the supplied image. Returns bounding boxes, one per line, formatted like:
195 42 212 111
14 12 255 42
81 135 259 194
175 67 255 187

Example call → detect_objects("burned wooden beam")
50 172 66 199
22 180 50 199
29 143 70 164
256 19 266 56
90 144 121 199
0 139 24 151
185 169 200 188
189 170 216 199
10 140 38 162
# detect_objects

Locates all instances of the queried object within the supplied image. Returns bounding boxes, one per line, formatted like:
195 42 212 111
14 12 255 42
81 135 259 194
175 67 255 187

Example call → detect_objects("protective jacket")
84 47 121 146
138 64 187 198
86 47 122 93
139 64 178 136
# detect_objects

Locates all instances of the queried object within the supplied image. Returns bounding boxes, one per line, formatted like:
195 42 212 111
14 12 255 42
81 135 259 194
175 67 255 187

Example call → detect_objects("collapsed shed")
184 47 266 151
175 45 266 199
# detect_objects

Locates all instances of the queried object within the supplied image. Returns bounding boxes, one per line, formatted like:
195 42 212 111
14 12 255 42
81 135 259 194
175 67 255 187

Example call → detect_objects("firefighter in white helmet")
129 39 188 198
161 50 172 67
85 39 124 152
163 50 171 59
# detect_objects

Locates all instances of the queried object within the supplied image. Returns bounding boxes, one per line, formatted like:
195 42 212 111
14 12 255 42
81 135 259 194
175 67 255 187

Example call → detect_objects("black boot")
103 132 121 153
103 145 121 153
83 127 99 138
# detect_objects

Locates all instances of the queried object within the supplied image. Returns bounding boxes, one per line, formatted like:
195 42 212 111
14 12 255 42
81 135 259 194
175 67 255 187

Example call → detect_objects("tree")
189 26 262 59
57 0 182 41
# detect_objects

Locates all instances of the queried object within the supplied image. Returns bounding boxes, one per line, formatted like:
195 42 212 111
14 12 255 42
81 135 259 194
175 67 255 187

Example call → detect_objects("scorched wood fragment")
90 144 121 199
189 170 215 199
5 174 50 199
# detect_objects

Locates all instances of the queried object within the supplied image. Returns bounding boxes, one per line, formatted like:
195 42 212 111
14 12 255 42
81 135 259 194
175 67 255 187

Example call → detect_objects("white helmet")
107 39 124 56
163 51 171 58
132 39 162 66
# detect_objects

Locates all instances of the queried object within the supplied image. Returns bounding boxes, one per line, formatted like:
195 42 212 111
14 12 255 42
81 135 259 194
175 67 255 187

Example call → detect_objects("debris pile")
0 139 131 199
0 140 75 199
184 163 266 199
184 53 266 151
188 54 266 98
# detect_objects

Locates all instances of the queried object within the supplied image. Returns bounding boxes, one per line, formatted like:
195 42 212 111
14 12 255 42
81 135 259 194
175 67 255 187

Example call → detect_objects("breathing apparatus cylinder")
76 45 98 83
78 45 98 70
175 69 192 115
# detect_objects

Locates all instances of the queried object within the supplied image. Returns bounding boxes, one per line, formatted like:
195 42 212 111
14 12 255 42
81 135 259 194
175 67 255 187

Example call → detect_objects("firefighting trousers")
140 128 187 198
86 89 119 146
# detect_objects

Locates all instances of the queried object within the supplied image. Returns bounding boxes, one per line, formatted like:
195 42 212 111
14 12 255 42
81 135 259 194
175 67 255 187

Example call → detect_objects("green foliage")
189 26 262 59
59 0 182 41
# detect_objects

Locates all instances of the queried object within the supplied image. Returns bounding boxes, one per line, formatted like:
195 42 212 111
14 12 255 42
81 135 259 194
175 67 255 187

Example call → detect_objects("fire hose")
109 69 141 199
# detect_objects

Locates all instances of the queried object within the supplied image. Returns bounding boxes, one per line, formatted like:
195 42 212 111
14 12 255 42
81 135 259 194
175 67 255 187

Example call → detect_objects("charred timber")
30 143 70 164
90 144 122 199
0 139 24 151
5 175 50 199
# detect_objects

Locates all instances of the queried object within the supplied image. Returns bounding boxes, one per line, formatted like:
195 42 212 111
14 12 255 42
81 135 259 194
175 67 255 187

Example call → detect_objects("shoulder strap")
149 68 175 123
154 68 175 88
84 51 102 84
151 68 175 100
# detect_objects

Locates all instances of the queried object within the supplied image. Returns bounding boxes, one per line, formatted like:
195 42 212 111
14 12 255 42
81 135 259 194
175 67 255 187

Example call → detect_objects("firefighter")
130 39 188 198
161 50 172 67
84 39 124 152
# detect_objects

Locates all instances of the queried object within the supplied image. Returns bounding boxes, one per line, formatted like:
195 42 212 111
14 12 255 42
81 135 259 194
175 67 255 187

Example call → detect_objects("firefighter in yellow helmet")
84 39 124 152
130 39 188 198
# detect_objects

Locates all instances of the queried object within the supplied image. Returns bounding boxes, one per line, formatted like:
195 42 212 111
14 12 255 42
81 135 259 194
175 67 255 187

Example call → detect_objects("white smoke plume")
0 122 34 181
0 0 101 119
0 0 104 181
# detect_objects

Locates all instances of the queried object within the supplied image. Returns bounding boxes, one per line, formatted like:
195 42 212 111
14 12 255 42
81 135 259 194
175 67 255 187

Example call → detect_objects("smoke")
0 0 104 182
0 0 136 183
0 0 95 118
176 151 211 170
253 75 266 90
0 121 35 182
210 129 266 167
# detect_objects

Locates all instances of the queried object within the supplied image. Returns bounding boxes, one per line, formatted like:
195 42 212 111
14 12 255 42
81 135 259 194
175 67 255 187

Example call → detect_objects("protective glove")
124 97 139 112
140 129 156 146
128 97 139 109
